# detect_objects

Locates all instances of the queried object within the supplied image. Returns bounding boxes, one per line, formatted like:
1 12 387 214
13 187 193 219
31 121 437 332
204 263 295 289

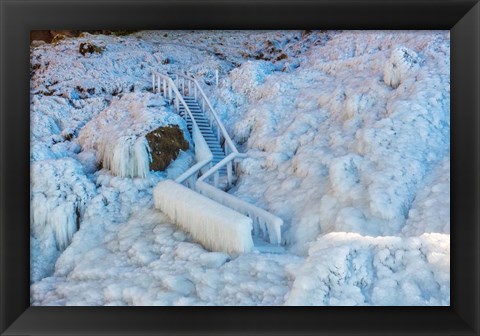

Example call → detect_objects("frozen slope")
211 31 450 251
30 30 450 306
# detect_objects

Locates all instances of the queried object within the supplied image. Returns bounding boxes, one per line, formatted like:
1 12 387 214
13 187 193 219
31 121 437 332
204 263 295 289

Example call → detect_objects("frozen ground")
30 30 450 305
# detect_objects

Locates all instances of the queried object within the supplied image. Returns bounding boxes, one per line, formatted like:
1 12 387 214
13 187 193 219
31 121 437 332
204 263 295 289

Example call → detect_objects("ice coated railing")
151 71 283 245
196 156 282 245
172 73 239 155
172 72 242 188
152 71 212 188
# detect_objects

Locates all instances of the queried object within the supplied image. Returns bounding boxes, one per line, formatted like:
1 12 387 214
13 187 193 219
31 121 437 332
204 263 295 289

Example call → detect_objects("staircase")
151 71 284 253
179 98 227 177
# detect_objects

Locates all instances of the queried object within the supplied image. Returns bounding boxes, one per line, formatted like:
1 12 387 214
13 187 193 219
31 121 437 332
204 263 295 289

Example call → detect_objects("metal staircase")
151 71 284 252
180 98 227 176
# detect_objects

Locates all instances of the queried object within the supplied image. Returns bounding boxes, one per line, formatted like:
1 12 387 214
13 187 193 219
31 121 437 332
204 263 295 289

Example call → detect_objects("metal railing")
152 71 212 188
173 73 238 155
171 72 242 188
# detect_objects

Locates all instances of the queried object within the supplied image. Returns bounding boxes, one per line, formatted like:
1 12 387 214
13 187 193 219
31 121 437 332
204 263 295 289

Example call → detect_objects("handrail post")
194 85 197 100
152 73 155 93
215 69 219 87
157 77 160 94
227 161 233 187
163 78 166 94
189 174 196 191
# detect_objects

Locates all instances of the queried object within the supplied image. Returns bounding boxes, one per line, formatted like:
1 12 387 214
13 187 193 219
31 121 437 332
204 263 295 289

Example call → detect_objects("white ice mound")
384 46 421 89
154 180 254 254
78 92 190 178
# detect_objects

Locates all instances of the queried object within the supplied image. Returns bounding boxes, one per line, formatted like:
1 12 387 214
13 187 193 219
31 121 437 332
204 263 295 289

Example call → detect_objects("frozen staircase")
179 98 227 177
151 71 284 254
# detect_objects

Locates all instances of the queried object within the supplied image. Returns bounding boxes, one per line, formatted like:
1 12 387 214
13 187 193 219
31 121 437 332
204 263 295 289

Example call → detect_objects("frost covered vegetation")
30 30 450 305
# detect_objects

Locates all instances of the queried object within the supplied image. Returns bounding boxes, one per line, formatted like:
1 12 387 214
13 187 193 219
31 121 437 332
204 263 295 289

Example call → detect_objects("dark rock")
79 42 104 56
145 125 189 171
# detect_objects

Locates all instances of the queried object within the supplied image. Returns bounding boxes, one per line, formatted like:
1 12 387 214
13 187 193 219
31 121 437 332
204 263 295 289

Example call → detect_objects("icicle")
98 135 152 178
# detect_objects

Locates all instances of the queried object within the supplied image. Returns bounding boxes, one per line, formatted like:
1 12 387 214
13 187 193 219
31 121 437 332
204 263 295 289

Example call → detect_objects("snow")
384 46 421 89
285 232 449 306
154 180 254 254
215 31 450 253
30 30 450 306
31 207 301 306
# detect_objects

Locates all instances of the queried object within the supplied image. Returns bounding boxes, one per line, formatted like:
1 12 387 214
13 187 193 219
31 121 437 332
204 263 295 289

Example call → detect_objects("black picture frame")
1 0 479 335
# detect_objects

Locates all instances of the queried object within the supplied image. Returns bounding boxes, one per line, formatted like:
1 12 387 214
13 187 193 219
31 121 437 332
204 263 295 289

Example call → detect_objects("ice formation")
30 158 96 281
97 135 151 178
154 180 254 254
78 92 191 178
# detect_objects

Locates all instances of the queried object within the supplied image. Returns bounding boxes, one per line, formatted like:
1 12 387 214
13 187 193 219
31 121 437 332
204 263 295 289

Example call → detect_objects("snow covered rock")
384 46 421 89
154 180 254 254
78 92 192 178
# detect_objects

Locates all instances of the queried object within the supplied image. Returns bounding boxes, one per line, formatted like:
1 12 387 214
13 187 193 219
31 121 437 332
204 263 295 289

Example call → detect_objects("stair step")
180 107 201 111
188 123 210 128
207 145 222 150
208 143 223 149
187 121 210 126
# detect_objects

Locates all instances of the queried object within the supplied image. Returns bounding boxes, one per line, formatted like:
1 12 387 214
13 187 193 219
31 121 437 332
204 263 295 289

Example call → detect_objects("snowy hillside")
30 30 449 305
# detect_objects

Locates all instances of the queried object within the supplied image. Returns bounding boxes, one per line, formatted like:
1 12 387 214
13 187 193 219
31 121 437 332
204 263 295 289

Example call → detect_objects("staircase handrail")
152 70 283 246
173 73 239 155
196 153 283 245
152 72 199 128
195 183 282 245
152 71 214 188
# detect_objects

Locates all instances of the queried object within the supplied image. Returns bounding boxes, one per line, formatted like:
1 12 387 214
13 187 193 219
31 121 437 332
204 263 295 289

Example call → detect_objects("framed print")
1 0 479 335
